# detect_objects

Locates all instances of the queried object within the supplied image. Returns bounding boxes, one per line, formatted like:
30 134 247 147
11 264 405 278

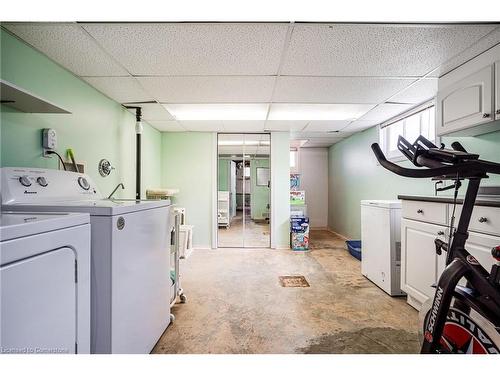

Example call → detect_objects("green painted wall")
250 158 270 220
0 29 162 198
218 159 229 191
328 125 500 239
161 132 215 248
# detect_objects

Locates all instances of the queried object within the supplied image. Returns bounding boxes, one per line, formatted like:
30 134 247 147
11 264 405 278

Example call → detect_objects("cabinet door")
438 231 498 277
402 219 447 306
436 65 494 135
496 61 500 121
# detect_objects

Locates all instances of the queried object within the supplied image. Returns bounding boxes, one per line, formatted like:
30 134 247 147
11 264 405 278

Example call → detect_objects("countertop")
397 195 500 207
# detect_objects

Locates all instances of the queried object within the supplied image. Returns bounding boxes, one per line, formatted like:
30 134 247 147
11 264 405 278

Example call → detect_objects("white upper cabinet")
436 65 494 136
435 44 500 137
496 60 500 121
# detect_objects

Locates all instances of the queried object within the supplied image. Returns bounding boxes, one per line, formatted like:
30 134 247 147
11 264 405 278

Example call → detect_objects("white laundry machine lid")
0 211 90 241
360 200 402 208
1 167 171 216
3 199 171 216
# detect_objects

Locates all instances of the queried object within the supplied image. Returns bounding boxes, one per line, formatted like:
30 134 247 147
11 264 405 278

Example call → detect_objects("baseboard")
326 228 350 241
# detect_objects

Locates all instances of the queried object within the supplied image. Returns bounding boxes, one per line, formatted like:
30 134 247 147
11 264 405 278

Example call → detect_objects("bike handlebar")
371 143 500 178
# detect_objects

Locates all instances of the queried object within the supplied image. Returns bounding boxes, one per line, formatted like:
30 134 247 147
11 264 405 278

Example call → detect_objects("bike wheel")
420 298 500 354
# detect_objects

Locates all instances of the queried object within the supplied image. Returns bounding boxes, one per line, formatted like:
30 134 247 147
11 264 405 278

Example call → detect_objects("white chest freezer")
360 200 404 296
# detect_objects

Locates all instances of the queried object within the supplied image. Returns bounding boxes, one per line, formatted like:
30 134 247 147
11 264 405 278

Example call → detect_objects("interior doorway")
217 133 271 248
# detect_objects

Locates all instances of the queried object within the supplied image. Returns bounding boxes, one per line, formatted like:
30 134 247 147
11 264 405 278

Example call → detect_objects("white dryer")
0 211 91 354
1 167 172 354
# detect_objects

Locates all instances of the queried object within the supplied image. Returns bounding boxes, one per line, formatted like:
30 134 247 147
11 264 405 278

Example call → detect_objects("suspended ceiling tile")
430 27 500 77
82 76 153 103
303 120 351 132
281 24 496 76
3 23 128 76
390 78 438 104
179 121 224 132
291 131 346 140
265 120 309 131
342 120 379 132
138 76 275 103
146 120 186 132
222 121 266 132
358 103 414 123
303 139 341 147
273 76 415 103
268 103 374 121
127 103 175 121
82 23 289 75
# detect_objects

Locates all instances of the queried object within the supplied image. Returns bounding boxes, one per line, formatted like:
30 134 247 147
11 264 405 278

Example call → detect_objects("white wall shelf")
1 79 71 114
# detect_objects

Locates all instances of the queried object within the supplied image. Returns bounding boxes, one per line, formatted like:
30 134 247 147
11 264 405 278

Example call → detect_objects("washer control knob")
37 176 48 187
19 176 31 187
78 177 90 190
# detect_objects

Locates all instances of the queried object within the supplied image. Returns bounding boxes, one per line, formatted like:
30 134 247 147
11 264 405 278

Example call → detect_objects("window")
379 102 436 160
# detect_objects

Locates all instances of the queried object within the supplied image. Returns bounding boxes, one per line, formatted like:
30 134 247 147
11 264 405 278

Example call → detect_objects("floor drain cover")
279 276 310 287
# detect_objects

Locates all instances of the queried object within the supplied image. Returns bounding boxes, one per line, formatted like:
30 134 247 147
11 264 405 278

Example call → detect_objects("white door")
1 247 76 354
401 219 447 305
436 65 494 135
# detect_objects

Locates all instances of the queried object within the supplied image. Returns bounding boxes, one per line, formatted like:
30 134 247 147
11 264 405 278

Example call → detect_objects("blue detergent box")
290 217 309 233
290 216 309 251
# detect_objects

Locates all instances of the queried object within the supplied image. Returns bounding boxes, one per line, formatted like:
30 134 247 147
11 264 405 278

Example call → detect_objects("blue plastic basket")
346 240 362 261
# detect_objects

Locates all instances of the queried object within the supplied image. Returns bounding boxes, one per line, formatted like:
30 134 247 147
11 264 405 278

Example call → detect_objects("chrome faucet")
108 183 125 199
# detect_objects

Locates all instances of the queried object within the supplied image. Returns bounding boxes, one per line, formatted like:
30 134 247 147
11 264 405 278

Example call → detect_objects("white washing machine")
1 167 172 354
0 211 91 354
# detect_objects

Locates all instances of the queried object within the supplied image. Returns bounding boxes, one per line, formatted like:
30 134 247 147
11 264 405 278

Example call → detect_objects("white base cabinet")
401 219 447 309
401 199 499 311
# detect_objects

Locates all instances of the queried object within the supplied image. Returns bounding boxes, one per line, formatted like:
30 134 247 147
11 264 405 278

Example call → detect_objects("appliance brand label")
425 286 444 342
117 217 125 230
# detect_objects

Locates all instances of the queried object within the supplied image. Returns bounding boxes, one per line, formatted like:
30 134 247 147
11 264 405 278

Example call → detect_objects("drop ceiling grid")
5 22 500 135
80 23 290 76
279 23 497 77
3 23 130 76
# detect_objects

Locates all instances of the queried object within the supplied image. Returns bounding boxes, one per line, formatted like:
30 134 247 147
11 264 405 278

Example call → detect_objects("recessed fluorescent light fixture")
268 104 374 121
163 104 269 120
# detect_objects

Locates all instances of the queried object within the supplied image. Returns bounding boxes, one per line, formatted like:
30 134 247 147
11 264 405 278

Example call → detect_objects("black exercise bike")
372 135 500 354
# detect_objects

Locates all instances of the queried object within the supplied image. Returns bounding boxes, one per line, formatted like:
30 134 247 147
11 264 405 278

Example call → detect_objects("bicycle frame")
421 178 500 353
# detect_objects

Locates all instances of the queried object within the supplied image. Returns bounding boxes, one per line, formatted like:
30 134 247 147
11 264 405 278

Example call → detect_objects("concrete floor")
218 212 270 248
153 230 420 354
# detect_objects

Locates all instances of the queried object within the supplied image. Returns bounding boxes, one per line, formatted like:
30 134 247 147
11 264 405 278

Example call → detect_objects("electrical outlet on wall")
42 128 57 157
42 128 57 149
